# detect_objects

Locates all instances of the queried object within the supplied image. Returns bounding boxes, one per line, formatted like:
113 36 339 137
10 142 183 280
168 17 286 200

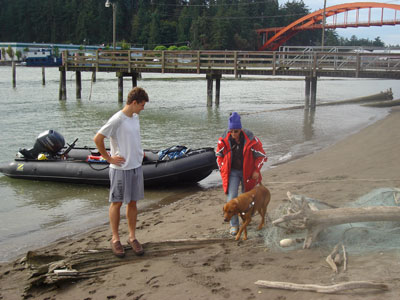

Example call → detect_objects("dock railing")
62 50 400 79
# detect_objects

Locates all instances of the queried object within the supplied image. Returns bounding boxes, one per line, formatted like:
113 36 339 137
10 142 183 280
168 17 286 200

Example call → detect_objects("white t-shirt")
98 110 143 170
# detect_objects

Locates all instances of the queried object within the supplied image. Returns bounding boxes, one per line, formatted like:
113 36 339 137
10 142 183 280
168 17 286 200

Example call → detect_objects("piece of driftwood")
23 238 231 295
342 244 347 271
325 243 346 273
254 280 389 293
273 193 400 248
362 98 400 108
326 243 341 273
243 89 393 114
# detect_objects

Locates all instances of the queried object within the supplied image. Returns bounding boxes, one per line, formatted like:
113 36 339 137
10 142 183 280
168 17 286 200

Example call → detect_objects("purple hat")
228 112 242 130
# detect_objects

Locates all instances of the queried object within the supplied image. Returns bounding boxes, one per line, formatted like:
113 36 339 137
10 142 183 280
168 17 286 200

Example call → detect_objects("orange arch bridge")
257 2 400 51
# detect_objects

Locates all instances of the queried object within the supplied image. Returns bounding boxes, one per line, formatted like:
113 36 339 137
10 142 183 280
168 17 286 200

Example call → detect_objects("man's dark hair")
127 87 149 104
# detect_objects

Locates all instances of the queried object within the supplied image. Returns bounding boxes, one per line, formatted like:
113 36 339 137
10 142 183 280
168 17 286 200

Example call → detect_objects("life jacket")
216 128 267 194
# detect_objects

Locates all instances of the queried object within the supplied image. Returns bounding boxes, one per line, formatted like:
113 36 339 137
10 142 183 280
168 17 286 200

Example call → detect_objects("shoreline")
1 107 400 299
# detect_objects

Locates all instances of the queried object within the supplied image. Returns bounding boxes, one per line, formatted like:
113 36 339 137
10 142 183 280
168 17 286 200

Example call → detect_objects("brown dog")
223 183 271 241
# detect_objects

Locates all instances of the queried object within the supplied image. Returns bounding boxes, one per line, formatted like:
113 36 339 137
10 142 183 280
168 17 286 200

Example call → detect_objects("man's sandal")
110 240 125 258
127 239 144 256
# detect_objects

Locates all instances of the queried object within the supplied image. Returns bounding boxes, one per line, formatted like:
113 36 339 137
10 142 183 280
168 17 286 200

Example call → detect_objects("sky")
297 0 400 46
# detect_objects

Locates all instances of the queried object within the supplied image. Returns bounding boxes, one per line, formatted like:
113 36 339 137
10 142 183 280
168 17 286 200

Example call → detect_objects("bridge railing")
62 50 400 77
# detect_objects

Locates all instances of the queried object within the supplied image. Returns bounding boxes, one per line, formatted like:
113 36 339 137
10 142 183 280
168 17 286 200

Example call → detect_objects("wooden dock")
59 50 400 107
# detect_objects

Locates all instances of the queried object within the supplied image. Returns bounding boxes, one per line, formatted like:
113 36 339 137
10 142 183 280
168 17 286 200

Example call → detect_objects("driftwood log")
255 280 389 293
22 238 232 295
273 192 400 248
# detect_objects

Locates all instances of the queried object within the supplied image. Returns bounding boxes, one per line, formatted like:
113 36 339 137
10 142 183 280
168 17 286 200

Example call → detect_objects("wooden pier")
59 49 400 108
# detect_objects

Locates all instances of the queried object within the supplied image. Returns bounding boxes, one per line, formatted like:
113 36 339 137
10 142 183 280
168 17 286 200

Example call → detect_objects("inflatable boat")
0 130 218 187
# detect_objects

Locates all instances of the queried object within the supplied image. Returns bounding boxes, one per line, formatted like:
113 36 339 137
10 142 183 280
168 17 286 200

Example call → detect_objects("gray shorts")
109 166 144 204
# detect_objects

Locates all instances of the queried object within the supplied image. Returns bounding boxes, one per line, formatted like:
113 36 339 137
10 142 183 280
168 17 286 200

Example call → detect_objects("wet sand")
1 107 400 300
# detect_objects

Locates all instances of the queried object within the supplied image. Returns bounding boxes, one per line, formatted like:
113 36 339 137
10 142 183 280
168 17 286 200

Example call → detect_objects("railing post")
197 51 200 74
63 51 68 71
272 52 276 76
356 53 361 78
234 51 238 78
161 51 165 74
128 50 131 73
95 50 99 73
313 52 318 77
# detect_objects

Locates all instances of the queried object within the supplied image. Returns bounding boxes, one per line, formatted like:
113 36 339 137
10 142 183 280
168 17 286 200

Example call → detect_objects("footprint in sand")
241 260 254 270
126 290 135 297
211 286 229 298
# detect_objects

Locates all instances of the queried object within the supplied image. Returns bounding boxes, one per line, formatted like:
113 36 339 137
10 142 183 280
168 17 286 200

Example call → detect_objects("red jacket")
216 129 267 194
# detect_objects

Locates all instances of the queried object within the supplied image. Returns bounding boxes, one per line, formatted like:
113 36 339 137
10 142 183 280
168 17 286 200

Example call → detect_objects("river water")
0 66 397 262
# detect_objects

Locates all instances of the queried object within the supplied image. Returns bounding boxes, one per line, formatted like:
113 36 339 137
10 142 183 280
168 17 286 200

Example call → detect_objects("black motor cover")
19 130 65 159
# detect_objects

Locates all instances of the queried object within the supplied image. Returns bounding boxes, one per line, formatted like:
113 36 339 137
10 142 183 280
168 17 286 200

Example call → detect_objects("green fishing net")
263 188 400 253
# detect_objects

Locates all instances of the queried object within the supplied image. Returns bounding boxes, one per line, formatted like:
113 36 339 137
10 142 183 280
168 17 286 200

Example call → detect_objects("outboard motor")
19 130 65 159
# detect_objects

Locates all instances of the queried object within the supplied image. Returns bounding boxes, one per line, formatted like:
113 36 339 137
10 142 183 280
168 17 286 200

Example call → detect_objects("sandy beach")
1 107 400 300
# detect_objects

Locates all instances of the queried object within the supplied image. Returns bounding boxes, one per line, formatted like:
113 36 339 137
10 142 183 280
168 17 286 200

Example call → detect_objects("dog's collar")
241 201 255 215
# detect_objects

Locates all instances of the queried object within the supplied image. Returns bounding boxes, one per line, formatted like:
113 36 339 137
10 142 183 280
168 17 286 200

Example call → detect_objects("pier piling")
206 74 222 106
59 69 67 100
76 71 82 100
305 76 311 110
305 76 317 111
12 61 16 88
42 67 46 85
215 76 221 106
132 74 137 88
118 75 123 103
207 75 213 106
310 76 317 110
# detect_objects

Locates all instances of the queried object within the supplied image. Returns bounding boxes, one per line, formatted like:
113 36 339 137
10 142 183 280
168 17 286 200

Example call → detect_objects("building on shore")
0 42 106 61
0 42 142 62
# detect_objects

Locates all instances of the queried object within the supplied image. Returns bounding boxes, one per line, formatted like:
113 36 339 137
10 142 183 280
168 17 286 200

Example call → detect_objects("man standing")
94 87 149 257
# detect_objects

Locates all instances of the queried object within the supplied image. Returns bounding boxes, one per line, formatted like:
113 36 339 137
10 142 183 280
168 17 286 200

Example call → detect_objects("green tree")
178 45 191 50
0 0 389 51
373 36 385 47
149 10 162 48
6 46 14 61
177 6 191 44
1 48 6 61
120 40 130 50
15 50 22 61
154 45 167 51
324 30 340 46
167 45 178 51
53 47 60 58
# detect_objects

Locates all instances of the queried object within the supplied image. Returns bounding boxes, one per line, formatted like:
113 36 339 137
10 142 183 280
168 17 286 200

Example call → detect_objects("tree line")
0 0 386 50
